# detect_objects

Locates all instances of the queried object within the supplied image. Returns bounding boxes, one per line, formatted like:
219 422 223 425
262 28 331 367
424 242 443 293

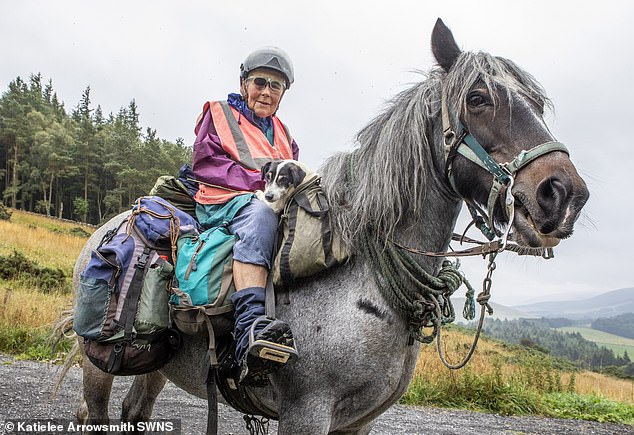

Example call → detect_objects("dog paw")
255 190 266 202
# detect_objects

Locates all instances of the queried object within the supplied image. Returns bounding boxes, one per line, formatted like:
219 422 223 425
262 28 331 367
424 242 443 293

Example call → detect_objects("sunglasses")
246 76 286 93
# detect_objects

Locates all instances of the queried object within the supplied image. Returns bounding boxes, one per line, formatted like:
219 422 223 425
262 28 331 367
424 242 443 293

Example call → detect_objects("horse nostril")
536 177 570 228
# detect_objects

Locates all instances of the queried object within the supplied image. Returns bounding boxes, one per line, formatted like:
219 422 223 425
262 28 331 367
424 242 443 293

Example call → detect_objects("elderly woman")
191 47 299 385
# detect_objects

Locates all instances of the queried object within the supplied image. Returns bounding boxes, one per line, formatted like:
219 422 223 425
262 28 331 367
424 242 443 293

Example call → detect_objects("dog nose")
265 193 274 201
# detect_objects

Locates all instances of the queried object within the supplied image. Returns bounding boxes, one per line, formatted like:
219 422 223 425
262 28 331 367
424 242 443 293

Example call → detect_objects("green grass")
558 326 634 358
401 354 634 424
0 324 73 362
402 326 634 424
543 392 634 424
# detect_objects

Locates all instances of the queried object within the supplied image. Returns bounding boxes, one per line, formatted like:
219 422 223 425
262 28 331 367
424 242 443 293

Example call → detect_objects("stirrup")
247 317 298 364
238 317 298 385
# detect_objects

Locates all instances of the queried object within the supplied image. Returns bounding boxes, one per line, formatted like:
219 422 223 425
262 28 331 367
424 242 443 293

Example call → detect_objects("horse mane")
444 51 552 124
321 51 551 250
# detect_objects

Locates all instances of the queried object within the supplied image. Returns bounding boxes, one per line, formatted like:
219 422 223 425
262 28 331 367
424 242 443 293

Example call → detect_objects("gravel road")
0 355 631 435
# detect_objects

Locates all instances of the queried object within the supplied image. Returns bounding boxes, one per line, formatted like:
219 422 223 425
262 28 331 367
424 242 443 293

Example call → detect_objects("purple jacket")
191 94 300 197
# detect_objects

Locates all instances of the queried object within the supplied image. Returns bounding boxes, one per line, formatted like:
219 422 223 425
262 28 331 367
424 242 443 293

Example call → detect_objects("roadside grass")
0 210 93 272
0 210 87 360
563 370 634 404
543 392 634 423
0 283 74 361
401 325 634 424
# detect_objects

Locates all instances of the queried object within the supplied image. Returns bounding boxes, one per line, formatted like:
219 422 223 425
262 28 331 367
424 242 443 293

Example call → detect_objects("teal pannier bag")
172 226 235 307
169 194 253 366
170 225 237 366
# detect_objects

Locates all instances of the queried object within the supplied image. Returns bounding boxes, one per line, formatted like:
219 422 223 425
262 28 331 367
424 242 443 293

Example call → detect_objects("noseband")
441 92 569 251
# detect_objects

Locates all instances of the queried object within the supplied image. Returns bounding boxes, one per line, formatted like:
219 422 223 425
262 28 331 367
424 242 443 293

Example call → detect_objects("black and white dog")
256 160 315 213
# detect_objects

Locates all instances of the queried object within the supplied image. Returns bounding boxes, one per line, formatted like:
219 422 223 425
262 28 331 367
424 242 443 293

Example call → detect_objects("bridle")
441 91 569 254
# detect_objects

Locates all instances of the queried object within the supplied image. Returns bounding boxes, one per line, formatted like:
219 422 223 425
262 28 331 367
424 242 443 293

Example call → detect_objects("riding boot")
230 286 298 385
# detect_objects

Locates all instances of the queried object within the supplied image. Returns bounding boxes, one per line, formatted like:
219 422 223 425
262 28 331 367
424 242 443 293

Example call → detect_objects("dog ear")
261 161 272 180
289 164 306 187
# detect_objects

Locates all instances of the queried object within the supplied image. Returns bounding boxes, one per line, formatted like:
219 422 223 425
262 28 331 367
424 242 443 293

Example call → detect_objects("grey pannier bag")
272 175 348 287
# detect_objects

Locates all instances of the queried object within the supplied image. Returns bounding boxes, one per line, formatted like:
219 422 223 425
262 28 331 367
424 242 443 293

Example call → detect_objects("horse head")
432 18 589 249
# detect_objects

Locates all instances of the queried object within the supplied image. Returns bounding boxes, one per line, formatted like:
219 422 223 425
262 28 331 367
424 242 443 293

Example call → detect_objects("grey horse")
70 19 589 434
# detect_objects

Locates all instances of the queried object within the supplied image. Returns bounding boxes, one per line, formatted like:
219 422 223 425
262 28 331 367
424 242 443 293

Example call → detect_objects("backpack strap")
103 244 152 374
119 246 152 339
205 365 218 435
170 287 234 367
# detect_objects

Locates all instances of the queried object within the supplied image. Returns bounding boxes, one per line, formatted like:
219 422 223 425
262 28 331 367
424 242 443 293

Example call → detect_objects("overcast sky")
2 1 632 306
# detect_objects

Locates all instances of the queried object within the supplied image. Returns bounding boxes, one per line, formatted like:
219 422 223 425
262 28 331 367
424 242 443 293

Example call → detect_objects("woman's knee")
230 199 279 268
246 199 278 231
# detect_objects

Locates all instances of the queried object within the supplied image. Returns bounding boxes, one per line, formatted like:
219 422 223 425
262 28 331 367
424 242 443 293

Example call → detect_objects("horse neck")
378 116 463 271
393 176 462 271
321 78 463 268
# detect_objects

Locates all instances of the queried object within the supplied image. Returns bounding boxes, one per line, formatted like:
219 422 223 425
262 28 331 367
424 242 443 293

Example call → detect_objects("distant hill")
452 297 535 324
512 287 634 320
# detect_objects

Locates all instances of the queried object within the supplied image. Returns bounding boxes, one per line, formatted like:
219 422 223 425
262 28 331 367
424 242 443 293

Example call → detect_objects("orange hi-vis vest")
194 100 294 204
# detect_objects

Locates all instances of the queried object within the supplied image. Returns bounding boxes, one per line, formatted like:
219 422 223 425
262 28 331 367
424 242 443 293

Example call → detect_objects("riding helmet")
240 47 294 89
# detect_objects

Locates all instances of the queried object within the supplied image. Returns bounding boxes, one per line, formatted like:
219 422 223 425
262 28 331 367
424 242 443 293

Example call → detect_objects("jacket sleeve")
291 138 300 161
191 103 264 192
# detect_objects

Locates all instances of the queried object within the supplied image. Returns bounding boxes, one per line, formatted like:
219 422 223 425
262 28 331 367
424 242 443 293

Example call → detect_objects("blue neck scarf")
227 93 273 135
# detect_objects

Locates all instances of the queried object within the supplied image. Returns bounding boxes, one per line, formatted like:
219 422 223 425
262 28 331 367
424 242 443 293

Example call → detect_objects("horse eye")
467 92 487 107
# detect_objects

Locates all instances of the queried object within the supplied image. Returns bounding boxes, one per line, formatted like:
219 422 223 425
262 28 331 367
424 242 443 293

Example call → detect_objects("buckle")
136 247 151 269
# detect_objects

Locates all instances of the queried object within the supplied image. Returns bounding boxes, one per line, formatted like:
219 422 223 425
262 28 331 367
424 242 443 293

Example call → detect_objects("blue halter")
441 93 569 249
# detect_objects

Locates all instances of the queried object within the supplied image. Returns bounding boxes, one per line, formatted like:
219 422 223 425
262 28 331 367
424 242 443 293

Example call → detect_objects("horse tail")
50 308 80 398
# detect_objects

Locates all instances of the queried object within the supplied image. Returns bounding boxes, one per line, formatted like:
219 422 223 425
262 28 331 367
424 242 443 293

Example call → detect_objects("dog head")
260 160 309 203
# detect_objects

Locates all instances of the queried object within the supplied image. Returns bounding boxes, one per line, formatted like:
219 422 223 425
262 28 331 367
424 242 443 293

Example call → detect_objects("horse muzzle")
511 166 589 248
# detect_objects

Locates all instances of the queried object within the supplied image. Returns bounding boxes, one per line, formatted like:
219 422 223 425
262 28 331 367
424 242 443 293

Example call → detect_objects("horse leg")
276 397 333 435
77 359 114 434
277 408 372 435
120 371 167 425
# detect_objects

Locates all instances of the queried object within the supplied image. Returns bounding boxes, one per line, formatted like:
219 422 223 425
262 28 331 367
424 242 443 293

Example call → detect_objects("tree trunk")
3 144 9 201
96 188 103 222
47 172 54 217
83 165 88 222
10 141 18 208
118 181 123 213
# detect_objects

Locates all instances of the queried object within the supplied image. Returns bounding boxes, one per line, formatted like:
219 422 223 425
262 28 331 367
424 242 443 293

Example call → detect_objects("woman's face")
241 68 286 118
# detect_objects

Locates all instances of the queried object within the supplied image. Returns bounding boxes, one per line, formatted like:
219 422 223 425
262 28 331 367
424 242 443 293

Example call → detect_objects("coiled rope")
358 230 477 345
346 151 491 368
125 196 181 263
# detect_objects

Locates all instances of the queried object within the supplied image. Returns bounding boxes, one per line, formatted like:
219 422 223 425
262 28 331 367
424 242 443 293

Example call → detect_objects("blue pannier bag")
74 196 198 375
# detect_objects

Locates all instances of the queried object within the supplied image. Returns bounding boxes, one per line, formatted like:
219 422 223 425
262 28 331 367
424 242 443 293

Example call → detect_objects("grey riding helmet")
240 47 294 89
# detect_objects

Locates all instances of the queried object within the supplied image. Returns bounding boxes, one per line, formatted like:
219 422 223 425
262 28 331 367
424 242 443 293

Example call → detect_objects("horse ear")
431 18 462 72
